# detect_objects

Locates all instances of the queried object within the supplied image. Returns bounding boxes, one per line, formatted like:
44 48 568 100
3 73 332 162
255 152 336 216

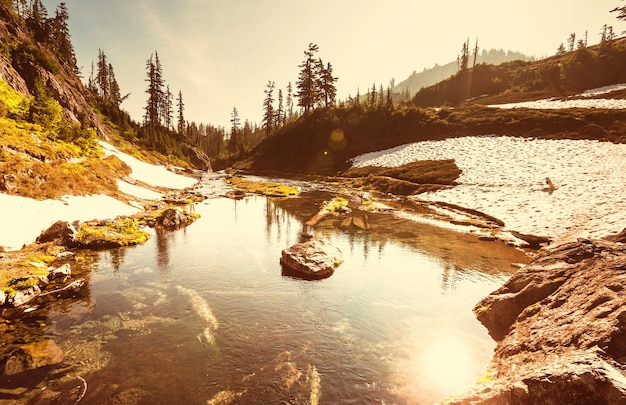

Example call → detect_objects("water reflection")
1 191 528 404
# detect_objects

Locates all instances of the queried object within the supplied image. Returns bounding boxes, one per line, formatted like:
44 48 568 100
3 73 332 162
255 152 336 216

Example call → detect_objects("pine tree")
276 89 284 126
88 61 97 94
177 90 185 135
162 85 173 129
51 3 76 70
262 80 275 138
611 2 626 20
296 43 319 113
144 52 164 127
96 49 109 99
370 83 377 108
567 33 576 52
229 107 241 154
286 82 294 120
108 62 121 105
385 86 393 109
319 62 337 108
459 38 469 71
472 38 479 69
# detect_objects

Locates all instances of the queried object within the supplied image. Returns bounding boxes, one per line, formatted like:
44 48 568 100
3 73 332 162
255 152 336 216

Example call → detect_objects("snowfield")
488 83 626 110
0 142 198 251
352 136 626 243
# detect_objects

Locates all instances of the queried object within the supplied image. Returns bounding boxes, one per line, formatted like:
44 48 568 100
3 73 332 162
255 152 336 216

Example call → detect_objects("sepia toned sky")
41 0 624 128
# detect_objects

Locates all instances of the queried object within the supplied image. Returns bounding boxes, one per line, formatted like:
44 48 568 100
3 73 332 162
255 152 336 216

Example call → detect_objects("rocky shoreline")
441 238 626 404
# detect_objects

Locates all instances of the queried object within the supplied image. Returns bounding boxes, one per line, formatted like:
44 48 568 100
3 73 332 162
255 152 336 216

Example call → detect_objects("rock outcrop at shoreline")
442 238 626 405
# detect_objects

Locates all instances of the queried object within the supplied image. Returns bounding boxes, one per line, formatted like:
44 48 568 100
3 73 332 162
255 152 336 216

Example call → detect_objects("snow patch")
100 141 197 189
0 193 140 251
352 136 626 242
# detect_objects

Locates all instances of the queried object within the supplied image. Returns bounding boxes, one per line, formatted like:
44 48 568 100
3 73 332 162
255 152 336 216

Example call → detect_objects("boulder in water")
280 238 343 280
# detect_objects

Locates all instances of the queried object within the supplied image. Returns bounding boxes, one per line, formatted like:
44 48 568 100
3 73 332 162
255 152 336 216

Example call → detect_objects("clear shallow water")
1 187 528 404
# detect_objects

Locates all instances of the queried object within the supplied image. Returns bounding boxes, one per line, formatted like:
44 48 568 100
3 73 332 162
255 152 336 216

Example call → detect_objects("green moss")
228 176 300 197
321 196 349 213
76 217 151 249
0 77 28 116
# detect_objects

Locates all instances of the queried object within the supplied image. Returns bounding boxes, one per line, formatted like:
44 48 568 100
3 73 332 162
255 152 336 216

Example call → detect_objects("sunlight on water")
418 332 477 393
1 191 528 404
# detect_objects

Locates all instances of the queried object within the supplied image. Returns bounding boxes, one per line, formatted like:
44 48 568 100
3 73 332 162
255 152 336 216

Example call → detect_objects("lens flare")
328 129 347 151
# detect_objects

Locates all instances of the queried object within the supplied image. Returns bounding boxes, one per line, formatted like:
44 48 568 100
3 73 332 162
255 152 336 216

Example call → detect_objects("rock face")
182 144 212 172
280 238 343 280
443 239 626 405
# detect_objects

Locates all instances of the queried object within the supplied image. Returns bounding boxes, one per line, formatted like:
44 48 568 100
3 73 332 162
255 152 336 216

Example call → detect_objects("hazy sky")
41 0 624 128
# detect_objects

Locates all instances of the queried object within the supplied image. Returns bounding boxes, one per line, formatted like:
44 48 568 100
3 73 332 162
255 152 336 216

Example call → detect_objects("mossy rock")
227 176 300 197
75 217 150 249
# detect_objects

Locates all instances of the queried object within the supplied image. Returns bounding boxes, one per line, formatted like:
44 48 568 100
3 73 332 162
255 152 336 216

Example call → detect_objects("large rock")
157 207 190 229
4 340 64 375
442 239 626 405
280 238 343 280
36 220 77 246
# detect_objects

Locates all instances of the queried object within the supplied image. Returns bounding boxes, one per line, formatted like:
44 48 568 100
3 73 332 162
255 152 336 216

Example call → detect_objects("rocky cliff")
0 4 111 137
443 239 626 404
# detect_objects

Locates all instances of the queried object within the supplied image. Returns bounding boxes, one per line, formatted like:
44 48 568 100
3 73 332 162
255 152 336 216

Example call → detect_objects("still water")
1 184 528 404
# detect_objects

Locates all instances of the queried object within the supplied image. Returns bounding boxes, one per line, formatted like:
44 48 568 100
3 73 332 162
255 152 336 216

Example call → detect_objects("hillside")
394 48 533 95
236 39 626 175
412 37 626 107
0 3 208 201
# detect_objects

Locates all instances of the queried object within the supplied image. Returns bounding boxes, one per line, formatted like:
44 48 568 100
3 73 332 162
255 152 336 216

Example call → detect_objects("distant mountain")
394 49 534 95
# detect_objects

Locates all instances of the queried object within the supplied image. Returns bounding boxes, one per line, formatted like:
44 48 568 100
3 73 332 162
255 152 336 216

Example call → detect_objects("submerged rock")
280 238 343 280
443 239 626 405
4 339 64 375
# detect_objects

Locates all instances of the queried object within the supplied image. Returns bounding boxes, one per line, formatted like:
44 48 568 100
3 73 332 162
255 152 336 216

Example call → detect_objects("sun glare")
417 332 478 393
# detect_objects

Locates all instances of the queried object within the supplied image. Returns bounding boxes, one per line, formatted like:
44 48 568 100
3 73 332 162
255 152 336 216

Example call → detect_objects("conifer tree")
296 43 319 113
286 82 294 120
162 85 173 129
177 90 185 135
144 52 165 126
319 62 337 108
276 89 284 126
229 107 241 154
51 3 76 69
611 2 626 21
96 49 109 99
262 80 275 138
108 62 121 105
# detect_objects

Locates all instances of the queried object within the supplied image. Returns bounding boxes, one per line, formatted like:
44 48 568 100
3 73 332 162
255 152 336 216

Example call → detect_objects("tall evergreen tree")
51 3 76 70
96 49 109 99
176 90 185 135
319 62 337 108
229 107 241 154
162 85 173 129
276 89 284 126
286 82 294 120
108 62 121 105
262 80 275 138
144 52 165 126
296 43 319 113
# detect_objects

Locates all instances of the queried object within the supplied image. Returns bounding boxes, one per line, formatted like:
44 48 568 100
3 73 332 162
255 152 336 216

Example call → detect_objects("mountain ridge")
394 48 534 95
